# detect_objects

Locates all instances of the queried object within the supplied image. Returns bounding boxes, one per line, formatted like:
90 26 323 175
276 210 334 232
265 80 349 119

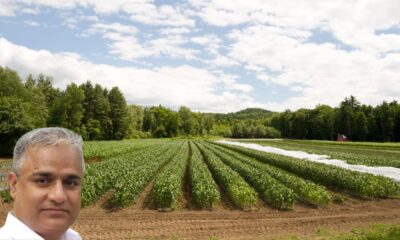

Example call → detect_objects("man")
0 127 84 240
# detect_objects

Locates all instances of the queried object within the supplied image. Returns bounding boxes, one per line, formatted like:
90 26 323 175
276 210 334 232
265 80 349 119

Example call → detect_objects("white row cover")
216 140 400 183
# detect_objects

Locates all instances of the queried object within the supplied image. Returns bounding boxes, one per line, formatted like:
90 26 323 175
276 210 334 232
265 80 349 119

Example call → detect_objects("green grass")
282 224 400 240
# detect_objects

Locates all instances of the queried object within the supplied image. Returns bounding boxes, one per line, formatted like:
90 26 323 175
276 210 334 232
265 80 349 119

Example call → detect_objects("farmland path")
1 198 398 239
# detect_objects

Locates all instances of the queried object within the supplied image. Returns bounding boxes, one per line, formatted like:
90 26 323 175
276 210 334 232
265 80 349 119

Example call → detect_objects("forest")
1 66 399 155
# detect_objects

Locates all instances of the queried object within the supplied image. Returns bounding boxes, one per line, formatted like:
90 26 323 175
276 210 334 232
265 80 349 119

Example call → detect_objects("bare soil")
1 197 399 240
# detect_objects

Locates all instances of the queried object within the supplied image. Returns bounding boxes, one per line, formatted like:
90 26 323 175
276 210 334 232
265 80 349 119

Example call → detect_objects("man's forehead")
22 146 83 172
28 143 77 153
26 144 81 162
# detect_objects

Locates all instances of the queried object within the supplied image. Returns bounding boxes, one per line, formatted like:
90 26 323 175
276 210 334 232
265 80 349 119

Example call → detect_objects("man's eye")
64 180 79 187
35 179 50 185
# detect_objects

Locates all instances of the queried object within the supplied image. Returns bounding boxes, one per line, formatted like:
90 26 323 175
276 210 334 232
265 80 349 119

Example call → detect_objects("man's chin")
38 217 72 232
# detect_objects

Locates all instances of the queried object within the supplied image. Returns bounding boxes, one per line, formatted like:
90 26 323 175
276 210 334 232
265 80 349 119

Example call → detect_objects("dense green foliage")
107 142 180 208
188 141 221 209
195 142 259 210
215 142 399 198
0 67 131 155
207 142 332 207
301 224 400 240
2 139 398 210
83 138 169 160
1 66 399 156
151 141 188 210
82 140 175 207
203 142 296 209
271 96 400 142
0 66 281 155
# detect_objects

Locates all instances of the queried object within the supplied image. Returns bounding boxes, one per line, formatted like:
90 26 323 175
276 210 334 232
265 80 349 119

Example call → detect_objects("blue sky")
0 0 400 113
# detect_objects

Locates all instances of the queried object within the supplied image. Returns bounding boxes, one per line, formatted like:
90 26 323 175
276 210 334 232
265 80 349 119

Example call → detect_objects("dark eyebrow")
32 172 53 178
31 172 81 180
64 174 82 180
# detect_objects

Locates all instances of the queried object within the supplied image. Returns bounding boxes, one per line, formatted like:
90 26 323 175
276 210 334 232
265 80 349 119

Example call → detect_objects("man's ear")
7 172 18 200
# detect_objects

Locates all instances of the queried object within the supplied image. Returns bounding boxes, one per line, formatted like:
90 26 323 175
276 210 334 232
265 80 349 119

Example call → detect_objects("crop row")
82 142 177 207
188 141 220 209
239 139 400 168
83 138 170 160
204 142 332 207
195 142 258 210
151 141 189 210
202 142 296 209
2 139 398 210
212 142 399 198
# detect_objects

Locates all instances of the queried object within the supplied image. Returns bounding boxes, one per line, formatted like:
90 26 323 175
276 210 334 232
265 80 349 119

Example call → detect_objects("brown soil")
0 197 399 239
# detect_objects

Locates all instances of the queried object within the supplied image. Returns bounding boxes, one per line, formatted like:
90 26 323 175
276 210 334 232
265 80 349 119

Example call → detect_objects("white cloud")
4 0 194 26
79 15 99 22
21 7 41 15
217 73 253 93
208 55 239 68
23 0 81 10
0 37 257 113
126 3 195 27
85 22 198 61
191 0 400 54
89 22 138 35
160 27 191 35
1 0 400 112
149 35 198 60
24 20 40 27
191 34 221 49
0 0 17 16
227 24 400 110
62 17 78 29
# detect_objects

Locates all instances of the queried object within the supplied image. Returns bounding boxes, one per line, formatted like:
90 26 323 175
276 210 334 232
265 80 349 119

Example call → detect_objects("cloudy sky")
0 0 399 113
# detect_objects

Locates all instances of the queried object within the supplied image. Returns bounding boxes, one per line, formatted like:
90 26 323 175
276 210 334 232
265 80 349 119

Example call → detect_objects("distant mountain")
210 108 276 122
228 108 275 119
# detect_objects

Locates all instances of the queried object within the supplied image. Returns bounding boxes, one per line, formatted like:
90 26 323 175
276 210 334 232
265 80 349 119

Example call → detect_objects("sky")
0 0 400 113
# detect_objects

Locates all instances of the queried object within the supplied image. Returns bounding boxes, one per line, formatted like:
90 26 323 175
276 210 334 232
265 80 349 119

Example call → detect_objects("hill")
210 108 276 122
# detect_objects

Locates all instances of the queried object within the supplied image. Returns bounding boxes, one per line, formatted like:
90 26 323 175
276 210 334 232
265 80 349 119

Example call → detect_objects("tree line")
0 67 280 155
1 66 399 155
270 96 400 142
0 67 131 155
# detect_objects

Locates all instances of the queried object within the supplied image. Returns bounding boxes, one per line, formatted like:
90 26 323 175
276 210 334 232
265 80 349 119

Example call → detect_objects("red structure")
337 133 349 142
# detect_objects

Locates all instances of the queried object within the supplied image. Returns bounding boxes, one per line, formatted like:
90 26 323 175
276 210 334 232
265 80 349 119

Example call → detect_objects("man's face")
8 144 84 237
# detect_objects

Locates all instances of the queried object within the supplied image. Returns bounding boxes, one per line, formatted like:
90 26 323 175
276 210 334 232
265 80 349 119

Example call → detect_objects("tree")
63 83 85 133
0 97 32 155
309 105 334 140
0 67 47 155
24 75 48 128
126 105 145 138
80 81 95 125
353 112 368 141
178 106 195 135
291 110 308 139
336 96 361 139
108 87 128 140
36 74 60 110
92 84 111 139
202 114 215 135
374 101 396 141
143 105 178 138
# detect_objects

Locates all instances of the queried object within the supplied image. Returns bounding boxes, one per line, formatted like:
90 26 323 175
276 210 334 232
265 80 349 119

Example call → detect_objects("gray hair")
13 127 85 175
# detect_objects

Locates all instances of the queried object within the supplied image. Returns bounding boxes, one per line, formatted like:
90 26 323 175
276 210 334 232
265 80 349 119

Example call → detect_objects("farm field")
234 139 400 168
0 139 399 239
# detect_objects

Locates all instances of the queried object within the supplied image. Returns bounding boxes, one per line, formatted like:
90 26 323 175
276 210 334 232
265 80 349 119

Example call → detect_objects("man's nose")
48 180 67 203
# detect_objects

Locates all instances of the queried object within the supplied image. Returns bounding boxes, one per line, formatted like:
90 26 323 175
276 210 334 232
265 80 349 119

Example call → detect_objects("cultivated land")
0 139 399 239
235 139 400 168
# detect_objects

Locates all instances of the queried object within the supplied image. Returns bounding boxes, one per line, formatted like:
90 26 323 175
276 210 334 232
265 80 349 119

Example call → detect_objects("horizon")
1 1 399 113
